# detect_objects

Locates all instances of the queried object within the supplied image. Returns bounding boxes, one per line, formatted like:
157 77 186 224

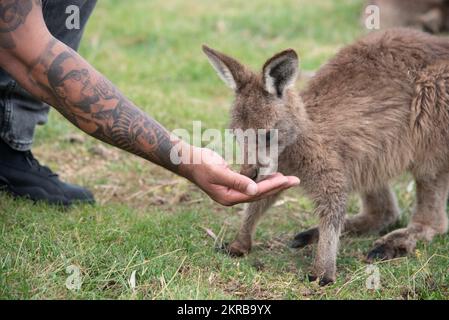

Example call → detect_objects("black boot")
0 139 95 206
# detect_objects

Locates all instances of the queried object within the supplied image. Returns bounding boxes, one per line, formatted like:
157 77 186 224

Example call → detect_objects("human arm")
0 0 299 205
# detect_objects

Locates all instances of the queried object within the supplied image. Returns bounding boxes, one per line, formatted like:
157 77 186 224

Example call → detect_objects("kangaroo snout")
240 165 258 181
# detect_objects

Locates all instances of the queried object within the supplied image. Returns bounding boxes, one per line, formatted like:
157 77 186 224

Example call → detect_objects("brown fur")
203 28 449 285
364 0 449 33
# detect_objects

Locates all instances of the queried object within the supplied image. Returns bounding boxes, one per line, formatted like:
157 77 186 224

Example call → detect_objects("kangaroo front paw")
217 239 251 257
307 274 335 286
228 240 251 256
319 276 335 286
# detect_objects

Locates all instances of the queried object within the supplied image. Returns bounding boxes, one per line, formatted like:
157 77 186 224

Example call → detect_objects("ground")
0 0 448 299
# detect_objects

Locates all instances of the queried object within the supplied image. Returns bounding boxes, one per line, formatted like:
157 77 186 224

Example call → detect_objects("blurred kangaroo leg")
345 185 400 234
309 194 346 286
227 195 278 256
291 186 399 248
367 173 449 261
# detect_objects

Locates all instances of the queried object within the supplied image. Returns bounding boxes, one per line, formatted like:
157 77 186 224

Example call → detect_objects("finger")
212 167 259 196
222 185 286 205
253 178 296 198
254 174 290 194
214 174 300 206
257 175 300 192
220 189 259 205
286 176 301 185
264 176 300 194
257 173 299 185
222 175 293 205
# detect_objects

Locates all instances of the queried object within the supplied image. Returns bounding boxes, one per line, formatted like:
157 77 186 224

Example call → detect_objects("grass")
1 0 448 300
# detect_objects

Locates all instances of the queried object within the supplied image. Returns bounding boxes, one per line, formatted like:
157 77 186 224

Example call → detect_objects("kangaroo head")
203 45 302 180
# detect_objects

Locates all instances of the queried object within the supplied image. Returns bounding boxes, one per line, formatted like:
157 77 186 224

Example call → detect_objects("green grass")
1 0 449 299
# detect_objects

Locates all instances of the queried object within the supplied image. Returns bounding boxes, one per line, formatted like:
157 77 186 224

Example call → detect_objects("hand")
178 144 300 206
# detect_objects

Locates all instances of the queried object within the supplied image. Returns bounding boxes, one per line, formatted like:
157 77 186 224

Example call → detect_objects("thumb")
213 168 259 196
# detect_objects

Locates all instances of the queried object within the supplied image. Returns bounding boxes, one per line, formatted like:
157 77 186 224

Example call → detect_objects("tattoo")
0 0 39 49
36 44 178 172
26 37 58 101
0 2 179 172
0 0 179 172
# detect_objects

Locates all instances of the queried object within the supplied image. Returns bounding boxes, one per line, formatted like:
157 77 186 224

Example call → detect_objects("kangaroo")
364 0 449 33
202 28 449 285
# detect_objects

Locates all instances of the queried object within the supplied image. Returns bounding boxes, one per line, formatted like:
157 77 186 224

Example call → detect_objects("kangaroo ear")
262 49 299 97
202 45 249 91
418 8 443 33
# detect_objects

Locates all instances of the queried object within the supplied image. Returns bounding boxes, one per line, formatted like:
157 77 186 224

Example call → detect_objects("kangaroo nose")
240 167 259 181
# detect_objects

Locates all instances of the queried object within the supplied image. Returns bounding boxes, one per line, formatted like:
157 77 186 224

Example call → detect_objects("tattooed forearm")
0 0 40 49
0 2 179 173
27 39 179 172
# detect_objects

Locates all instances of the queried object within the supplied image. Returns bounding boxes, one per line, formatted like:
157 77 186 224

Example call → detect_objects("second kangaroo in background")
364 0 449 33
203 28 449 285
